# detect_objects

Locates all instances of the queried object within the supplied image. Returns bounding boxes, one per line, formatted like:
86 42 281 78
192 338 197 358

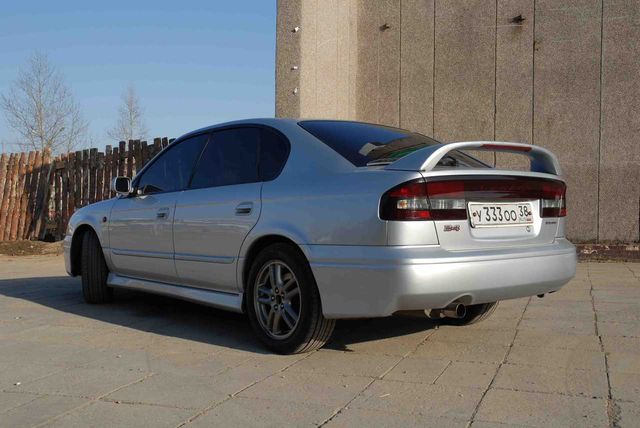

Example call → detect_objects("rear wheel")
246 243 335 354
447 302 498 326
80 231 113 304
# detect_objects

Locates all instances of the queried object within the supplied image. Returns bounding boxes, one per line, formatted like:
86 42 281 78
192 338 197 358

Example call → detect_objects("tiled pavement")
0 255 638 427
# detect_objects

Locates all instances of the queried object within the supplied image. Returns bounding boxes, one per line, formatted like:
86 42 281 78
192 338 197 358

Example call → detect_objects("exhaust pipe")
426 303 467 319
441 303 466 319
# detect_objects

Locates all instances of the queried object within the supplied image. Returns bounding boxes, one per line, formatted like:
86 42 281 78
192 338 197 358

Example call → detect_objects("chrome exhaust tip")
426 303 467 319
441 303 466 319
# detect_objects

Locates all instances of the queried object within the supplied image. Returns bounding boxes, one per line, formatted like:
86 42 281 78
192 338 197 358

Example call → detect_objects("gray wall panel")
534 0 602 241
316 0 339 118
275 0 302 118
400 0 435 136
299 0 318 117
276 0 640 242
433 0 496 143
599 0 640 241
495 0 534 170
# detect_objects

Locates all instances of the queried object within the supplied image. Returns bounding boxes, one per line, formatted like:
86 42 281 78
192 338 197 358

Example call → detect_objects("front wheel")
80 231 113 304
246 243 335 354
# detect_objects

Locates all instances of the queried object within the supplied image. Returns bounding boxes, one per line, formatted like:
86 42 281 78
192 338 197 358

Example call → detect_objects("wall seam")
376 5 381 122
531 0 536 151
596 0 604 242
335 0 339 118
399 0 402 127
493 0 498 142
493 0 498 166
316 0 319 116
348 0 351 118
432 0 436 138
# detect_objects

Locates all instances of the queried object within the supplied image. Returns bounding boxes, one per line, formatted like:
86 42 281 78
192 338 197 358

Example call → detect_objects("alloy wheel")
253 261 301 339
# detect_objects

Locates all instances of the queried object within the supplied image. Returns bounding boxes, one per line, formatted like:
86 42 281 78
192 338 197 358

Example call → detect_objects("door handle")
235 202 253 215
156 208 170 219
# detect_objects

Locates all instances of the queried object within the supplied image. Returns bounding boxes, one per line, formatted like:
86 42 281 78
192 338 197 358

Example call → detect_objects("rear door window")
298 120 488 168
190 128 260 189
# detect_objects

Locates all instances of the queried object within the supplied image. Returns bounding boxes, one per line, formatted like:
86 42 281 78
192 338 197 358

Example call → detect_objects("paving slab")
0 391 41 414
506 345 606 372
493 363 608 398
325 407 467 428
475 389 608 427
239 371 373 407
609 372 640 402
349 380 484 420
427 328 515 346
1 255 638 427
187 396 335 427
286 349 402 377
618 401 640 428
413 341 510 364
1 394 88 427
43 400 193 428
597 321 640 338
12 366 150 399
513 330 602 351
383 357 450 384
434 361 499 390
104 372 229 410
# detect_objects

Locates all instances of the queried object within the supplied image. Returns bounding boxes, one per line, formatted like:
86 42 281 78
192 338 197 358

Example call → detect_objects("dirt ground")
0 240 63 256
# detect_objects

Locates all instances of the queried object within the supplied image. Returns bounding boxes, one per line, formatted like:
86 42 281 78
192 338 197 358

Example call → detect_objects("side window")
136 134 207 194
259 129 289 181
190 128 259 189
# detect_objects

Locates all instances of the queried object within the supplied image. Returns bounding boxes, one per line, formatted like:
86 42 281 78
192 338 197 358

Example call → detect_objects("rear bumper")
304 238 576 318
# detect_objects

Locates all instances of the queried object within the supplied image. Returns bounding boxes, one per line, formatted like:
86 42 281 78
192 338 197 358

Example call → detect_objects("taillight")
540 181 567 218
380 179 467 221
380 177 567 221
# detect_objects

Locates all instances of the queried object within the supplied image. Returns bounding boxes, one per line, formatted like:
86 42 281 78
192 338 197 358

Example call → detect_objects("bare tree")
1 52 88 154
107 85 148 142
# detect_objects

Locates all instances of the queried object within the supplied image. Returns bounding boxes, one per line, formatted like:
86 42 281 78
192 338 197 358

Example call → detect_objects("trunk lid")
381 141 566 250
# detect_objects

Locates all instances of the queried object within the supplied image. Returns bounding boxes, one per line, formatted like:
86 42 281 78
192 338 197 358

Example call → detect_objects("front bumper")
305 238 576 318
63 234 73 276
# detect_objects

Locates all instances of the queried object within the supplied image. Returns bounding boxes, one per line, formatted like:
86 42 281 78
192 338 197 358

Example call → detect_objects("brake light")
540 181 567 218
481 143 532 152
380 177 567 221
380 179 467 220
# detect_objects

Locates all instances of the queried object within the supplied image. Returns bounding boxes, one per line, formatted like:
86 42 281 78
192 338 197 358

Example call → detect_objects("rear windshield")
298 120 488 168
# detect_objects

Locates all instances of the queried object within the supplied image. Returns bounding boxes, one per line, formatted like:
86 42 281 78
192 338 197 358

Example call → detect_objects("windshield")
298 120 488 168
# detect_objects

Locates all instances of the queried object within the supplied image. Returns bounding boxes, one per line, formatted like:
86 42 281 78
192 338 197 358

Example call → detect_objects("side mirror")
111 176 132 196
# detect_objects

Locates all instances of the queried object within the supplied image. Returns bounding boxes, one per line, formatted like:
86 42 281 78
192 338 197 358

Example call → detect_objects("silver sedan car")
64 119 576 354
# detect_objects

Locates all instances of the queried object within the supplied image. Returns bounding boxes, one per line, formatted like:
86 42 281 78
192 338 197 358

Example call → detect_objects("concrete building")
275 0 639 243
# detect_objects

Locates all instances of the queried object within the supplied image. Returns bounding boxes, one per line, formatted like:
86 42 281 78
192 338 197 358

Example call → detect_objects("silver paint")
64 118 576 318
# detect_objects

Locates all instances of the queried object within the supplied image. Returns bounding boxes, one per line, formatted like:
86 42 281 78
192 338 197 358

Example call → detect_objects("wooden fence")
0 137 173 242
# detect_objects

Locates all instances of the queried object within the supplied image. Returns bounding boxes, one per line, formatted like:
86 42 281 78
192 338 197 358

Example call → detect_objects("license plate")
468 202 533 227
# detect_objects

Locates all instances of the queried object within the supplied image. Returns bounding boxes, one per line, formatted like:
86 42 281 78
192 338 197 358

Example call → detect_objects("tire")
246 243 335 354
80 231 113 304
446 302 498 326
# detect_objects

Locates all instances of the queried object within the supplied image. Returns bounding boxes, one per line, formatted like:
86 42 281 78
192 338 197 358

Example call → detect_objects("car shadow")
0 275 439 354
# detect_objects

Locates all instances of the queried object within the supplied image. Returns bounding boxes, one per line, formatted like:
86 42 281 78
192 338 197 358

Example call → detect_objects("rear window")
298 120 487 168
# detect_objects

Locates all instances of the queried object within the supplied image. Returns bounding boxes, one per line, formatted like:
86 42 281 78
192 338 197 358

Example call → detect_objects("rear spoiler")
384 141 562 176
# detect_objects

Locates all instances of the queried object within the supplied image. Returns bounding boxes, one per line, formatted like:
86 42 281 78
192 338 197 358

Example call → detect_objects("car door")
173 126 289 293
109 134 208 283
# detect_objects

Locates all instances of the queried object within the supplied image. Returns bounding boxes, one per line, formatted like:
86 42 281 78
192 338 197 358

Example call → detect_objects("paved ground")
0 255 639 428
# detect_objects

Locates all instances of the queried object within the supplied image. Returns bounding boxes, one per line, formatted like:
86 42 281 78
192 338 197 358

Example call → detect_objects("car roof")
176 118 300 142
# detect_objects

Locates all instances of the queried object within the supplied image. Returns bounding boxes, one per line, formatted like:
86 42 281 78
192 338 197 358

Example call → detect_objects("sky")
0 0 276 152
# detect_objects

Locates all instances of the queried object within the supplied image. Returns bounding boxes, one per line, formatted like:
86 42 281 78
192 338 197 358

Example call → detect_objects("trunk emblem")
443 225 461 232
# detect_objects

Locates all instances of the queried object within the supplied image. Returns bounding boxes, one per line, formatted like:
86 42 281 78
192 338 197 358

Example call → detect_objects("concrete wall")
275 0 640 243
